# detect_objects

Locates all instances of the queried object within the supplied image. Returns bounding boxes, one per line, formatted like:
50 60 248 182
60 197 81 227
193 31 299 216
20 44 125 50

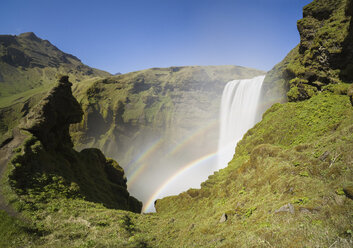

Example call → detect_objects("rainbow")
126 138 164 176
142 151 218 213
126 121 219 189
126 138 165 186
165 120 218 158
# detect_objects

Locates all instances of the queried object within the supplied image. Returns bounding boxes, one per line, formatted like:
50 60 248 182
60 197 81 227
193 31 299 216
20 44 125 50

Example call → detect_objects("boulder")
219 213 228 223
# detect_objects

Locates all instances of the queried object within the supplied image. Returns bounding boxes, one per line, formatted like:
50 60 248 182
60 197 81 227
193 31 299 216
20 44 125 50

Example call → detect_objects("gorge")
0 0 353 247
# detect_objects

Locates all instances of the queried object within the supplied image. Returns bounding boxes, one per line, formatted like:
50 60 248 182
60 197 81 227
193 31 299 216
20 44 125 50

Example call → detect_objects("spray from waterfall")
217 75 265 169
141 75 266 212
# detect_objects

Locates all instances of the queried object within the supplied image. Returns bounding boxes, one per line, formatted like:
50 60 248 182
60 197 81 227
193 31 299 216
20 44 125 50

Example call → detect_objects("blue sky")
1 0 312 74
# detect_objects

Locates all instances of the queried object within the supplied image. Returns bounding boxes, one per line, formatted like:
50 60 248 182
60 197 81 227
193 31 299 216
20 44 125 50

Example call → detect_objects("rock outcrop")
262 0 353 104
21 75 83 149
8 76 142 213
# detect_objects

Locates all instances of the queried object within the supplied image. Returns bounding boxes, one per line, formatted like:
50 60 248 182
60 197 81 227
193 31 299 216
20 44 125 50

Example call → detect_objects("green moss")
293 197 310 205
245 207 257 218
263 0 353 102
287 86 301 101
299 171 310 177
0 210 39 247
336 188 346 195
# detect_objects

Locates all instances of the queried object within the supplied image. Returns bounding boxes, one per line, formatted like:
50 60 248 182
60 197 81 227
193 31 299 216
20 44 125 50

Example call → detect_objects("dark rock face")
262 0 353 103
303 0 339 20
1 47 32 67
11 76 142 213
21 76 83 150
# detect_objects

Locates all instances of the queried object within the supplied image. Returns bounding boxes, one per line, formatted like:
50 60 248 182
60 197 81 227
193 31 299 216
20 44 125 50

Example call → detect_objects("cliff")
262 0 353 105
0 76 141 218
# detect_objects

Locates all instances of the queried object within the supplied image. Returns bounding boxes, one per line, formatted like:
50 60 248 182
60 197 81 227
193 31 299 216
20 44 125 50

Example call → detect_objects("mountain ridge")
0 32 110 98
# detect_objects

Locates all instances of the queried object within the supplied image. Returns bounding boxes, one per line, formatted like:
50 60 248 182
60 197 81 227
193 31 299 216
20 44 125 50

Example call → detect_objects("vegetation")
154 90 353 247
262 0 353 104
0 0 352 247
0 32 110 99
69 65 265 166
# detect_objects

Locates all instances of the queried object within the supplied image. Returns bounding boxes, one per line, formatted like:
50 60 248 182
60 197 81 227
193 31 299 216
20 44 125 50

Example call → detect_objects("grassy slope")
0 32 110 144
1 0 353 247
1 83 351 248
0 79 143 247
0 32 110 99
152 90 353 247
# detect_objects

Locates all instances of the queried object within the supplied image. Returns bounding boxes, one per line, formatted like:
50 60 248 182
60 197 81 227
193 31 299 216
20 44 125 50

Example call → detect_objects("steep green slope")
262 0 353 106
0 32 110 100
69 65 265 203
0 76 142 248
0 32 111 145
0 76 146 247
150 0 353 246
153 91 353 247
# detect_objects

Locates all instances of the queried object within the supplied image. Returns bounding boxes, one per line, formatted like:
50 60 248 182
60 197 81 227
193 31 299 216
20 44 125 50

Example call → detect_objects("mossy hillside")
70 65 265 167
5 134 141 213
1 77 141 217
0 91 46 146
2 88 352 248
0 32 110 143
0 77 147 247
0 32 110 98
262 0 353 103
0 210 39 248
0 196 157 248
154 91 353 247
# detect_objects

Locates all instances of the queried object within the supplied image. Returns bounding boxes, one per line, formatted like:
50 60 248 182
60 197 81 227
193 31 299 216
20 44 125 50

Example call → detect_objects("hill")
0 76 141 247
0 32 110 99
0 32 110 145
0 43 265 203
153 0 353 246
0 0 352 247
69 65 265 201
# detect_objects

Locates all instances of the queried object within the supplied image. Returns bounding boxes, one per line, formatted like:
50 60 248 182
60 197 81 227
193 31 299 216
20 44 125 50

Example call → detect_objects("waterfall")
217 75 265 169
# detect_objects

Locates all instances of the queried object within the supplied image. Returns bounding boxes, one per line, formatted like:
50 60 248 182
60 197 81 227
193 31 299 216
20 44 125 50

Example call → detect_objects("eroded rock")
274 203 295 214
20 75 83 149
219 213 228 223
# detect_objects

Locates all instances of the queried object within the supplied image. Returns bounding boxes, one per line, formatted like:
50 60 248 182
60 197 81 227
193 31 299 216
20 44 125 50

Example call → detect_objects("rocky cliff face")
69 66 265 202
20 75 83 149
0 32 110 146
3 76 141 213
262 0 353 105
70 66 265 166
